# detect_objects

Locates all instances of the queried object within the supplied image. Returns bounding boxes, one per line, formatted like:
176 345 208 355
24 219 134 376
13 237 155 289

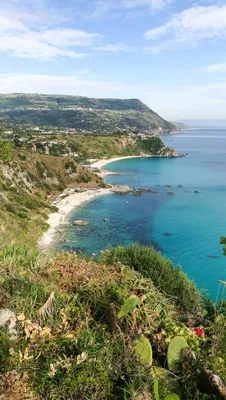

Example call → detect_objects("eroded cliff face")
0 154 102 245
1 163 35 192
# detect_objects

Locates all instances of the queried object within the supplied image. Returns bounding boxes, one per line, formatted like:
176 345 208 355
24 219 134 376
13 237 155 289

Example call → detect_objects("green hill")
0 94 177 135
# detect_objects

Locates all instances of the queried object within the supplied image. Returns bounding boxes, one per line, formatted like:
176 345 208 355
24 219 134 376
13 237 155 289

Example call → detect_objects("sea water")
56 129 226 298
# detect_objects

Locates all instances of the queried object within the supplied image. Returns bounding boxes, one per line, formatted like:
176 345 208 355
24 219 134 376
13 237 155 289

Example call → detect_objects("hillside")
171 122 192 130
0 94 177 135
0 152 104 246
1 243 226 400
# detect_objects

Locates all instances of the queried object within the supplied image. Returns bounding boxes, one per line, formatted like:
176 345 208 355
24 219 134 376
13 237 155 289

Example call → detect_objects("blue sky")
1 0 226 120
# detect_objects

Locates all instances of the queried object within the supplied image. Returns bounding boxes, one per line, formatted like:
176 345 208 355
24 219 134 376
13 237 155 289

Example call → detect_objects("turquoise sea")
56 129 226 298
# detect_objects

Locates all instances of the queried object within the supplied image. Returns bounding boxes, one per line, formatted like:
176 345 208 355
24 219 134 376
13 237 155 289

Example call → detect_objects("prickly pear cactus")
167 336 188 372
135 336 152 365
153 377 159 400
118 295 139 318
164 394 180 400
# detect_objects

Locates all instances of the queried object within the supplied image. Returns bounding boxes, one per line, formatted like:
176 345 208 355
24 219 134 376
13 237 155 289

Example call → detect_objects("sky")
1 0 226 120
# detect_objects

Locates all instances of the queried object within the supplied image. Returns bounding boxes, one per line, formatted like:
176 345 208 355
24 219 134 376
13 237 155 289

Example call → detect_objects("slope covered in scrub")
0 244 226 400
0 93 177 135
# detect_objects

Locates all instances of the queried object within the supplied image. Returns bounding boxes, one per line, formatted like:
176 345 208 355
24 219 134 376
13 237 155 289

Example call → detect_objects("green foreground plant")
0 245 226 399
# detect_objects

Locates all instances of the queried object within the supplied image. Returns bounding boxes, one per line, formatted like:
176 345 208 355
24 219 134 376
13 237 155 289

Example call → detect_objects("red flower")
188 321 193 326
194 327 203 337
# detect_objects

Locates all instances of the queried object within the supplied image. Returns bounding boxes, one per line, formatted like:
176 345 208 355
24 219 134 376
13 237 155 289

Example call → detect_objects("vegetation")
0 150 104 246
99 244 201 313
0 139 13 161
0 93 176 135
0 244 226 399
0 115 225 399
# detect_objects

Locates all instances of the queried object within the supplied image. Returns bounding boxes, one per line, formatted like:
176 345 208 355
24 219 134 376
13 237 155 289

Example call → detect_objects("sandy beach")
38 188 112 248
38 155 144 249
92 155 144 170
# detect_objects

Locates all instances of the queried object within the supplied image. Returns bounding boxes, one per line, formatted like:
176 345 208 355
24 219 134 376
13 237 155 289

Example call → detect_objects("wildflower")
188 321 193 326
194 327 203 337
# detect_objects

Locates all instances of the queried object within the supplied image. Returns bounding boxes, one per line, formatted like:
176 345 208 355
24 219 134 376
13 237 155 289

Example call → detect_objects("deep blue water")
56 129 226 298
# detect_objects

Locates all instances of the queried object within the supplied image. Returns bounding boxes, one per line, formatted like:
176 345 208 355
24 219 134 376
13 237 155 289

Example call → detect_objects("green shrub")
43 183 51 191
65 161 77 173
0 329 10 374
19 154 26 161
99 244 201 313
77 175 91 183
0 139 13 162
54 184 65 192
5 203 17 214
17 211 28 219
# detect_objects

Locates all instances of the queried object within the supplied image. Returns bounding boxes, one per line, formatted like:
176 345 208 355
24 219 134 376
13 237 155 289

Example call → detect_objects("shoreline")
38 152 183 249
38 188 112 249
38 156 141 249
91 155 146 170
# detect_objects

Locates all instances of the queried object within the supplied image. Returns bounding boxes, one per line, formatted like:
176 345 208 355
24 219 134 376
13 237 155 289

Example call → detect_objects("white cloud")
0 10 100 60
0 73 131 98
0 15 27 33
144 5 226 52
123 0 171 11
93 43 136 52
0 36 91 60
88 0 171 19
39 29 101 48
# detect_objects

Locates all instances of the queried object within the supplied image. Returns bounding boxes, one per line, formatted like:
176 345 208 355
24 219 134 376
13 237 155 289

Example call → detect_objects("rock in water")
73 220 89 226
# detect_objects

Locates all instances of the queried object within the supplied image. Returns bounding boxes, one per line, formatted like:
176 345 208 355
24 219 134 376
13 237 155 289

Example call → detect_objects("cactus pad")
135 336 153 365
167 336 188 372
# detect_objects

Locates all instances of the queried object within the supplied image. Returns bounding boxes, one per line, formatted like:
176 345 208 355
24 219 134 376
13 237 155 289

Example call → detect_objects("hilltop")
0 93 177 135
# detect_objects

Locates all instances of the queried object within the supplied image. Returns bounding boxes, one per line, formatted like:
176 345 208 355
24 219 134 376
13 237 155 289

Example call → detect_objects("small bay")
56 129 226 298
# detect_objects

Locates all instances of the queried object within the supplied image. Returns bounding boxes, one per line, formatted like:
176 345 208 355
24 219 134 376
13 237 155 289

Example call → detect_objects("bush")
55 184 65 192
99 244 201 313
17 211 28 219
5 203 16 214
0 140 13 162
65 161 77 173
19 154 26 161
43 183 51 191
0 330 10 374
76 175 91 184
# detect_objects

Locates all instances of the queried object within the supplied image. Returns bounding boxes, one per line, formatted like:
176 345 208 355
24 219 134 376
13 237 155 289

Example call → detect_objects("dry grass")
0 371 39 400
50 253 118 293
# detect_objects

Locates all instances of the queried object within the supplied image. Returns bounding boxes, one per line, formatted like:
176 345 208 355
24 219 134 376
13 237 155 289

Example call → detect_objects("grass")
0 244 226 399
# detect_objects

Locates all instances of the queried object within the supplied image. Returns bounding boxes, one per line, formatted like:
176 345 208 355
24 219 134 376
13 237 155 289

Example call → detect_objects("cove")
56 129 226 298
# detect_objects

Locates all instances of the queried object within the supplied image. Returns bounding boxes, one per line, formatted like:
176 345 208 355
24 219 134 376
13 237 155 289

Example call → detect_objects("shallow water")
56 129 226 298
